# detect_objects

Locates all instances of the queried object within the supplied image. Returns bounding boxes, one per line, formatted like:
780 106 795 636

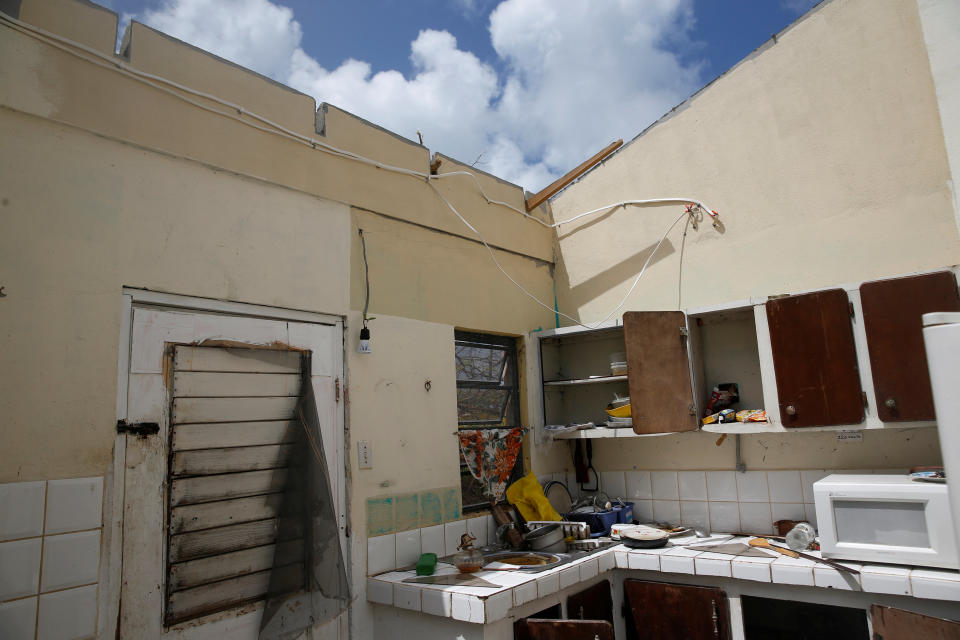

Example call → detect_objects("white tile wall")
739 502 773 534
0 477 104 640
420 524 445 556
706 472 738 501
444 520 467 557
767 471 803 503
394 529 421 570
736 471 769 502
367 534 396 576
770 503 805 524
652 500 680 523
421 588 452 617
651 472 679 500
625 471 652 500
708 502 740 533
600 471 626 498
680 501 710 531
678 472 707 501
0 481 46 541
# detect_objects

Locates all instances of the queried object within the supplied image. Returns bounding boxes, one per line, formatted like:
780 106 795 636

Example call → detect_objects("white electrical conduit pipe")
0 12 721 329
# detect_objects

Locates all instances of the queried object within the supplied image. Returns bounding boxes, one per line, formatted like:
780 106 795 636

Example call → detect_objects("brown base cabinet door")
624 579 730 640
517 619 615 640
567 580 614 626
871 605 960 640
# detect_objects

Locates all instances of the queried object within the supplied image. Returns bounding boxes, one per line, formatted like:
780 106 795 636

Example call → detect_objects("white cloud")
131 0 704 190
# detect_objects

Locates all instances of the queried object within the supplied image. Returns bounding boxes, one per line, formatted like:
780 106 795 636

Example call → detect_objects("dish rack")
526 520 592 540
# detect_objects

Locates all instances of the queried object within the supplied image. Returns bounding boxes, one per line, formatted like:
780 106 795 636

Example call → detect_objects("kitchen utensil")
491 504 523 549
402 574 500 587
685 542 773 557
622 528 669 549
748 538 860 575
523 523 564 551
542 480 573 514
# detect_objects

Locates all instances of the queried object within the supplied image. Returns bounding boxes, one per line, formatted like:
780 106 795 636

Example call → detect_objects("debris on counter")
735 409 767 422
704 382 740 416
702 408 736 425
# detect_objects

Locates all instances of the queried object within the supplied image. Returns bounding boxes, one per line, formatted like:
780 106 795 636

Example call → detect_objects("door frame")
101 288 346 639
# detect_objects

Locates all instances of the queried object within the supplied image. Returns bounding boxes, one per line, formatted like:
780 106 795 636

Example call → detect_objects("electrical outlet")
357 440 372 469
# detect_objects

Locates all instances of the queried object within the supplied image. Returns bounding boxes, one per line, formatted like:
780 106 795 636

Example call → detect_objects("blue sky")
97 0 819 189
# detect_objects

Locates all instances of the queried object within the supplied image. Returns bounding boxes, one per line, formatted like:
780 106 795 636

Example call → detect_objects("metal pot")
523 523 565 551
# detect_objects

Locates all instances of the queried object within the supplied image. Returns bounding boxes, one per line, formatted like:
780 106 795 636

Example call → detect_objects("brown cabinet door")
766 289 863 427
623 311 697 434
860 271 960 422
624 579 730 640
567 580 613 625
518 619 614 640
871 604 960 639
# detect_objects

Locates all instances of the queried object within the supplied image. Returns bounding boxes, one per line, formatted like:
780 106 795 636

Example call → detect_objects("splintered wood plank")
165 563 304 625
860 271 960 422
174 346 302 374
172 444 295 477
171 396 299 424
767 289 863 427
170 469 289 506
623 312 697 434
172 421 299 451
173 372 303 398
168 541 304 591
169 493 301 533
168 518 304 563
870 604 960 639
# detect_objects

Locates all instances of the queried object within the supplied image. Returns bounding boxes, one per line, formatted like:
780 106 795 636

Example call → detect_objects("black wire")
359 229 370 327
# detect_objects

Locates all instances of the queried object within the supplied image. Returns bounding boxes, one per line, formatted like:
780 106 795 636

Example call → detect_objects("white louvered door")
118 306 344 640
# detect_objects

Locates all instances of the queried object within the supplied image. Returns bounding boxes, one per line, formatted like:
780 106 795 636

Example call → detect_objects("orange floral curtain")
458 427 524 503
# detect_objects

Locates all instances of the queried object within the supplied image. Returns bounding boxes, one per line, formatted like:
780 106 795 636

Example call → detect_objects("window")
454 331 524 511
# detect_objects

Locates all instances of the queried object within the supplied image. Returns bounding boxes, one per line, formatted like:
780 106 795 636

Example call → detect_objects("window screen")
455 331 523 511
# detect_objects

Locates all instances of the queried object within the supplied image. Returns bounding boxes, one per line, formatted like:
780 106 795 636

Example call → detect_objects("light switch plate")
358 440 372 469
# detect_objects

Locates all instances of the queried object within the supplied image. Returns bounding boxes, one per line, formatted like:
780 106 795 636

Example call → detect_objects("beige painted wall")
546 0 959 474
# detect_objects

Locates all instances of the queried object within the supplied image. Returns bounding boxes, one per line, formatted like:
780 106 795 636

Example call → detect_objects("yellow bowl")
605 404 632 418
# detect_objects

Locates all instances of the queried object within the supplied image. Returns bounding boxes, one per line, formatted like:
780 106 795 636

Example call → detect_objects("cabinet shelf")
553 427 677 439
543 375 627 387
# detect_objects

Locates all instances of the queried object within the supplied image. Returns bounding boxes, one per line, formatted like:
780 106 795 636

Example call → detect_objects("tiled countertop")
367 537 960 624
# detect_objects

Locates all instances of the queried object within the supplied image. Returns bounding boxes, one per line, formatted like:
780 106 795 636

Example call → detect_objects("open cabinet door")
623 312 697 434
520 619 615 640
871 604 960 639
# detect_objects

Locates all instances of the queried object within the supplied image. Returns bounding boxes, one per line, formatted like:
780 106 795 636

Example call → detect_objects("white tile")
420 587 452 617
444 520 468 557
614 551 628 569
770 503 805 525
679 501 709 531
767 471 802 503
366 578 393 605
736 471 769 502
694 552 732 577
0 481 46 542
579 558 599 582
0 596 37 640
739 503 773 534
486 515 498 546
770 557 815 586
731 557 774 583
652 500 680 524
706 471 737 501
600 471 626 498
627 551 661 571
45 478 103 535
394 529 421 570
633 500 653 523
536 572 559 597
651 472 679 500
40 531 100 593
910 569 960 601
598 551 615 573
660 549 696 574
512 580 538 607
484 590 512 623
861 566 911 596
803 504 818 531
566 473 582 500
0 538 42 600
393 583 421 611
466 516 488 548
625 471 652 500
814 564 861 590
37 584 97 640
420 524 444 556
678 472 707 501
367 534 396 576
451 593 484 623
708 502 740 533
559 565 580 589
800 470 829 503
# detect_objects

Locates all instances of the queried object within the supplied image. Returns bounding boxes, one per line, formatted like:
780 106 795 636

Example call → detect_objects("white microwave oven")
813 475 957 569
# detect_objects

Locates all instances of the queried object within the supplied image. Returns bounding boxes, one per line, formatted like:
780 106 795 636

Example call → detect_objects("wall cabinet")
623 579 730 640
535 267 960 437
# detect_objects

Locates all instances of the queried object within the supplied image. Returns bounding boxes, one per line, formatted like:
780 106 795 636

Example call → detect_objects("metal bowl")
483 551 563 569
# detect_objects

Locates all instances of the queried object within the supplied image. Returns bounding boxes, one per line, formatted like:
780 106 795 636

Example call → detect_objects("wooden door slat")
169 518 303 563
170 493 301 533
522 619 614 640
170 469 289 506
172 396 299 424
172 421 299 451
172 444 295 477
766 289 863 428
174 346 302 373
860 271 960 422
168 540 304 591
173 372 303 398
623 311 697 434
166 563 303 625
870 604 960 639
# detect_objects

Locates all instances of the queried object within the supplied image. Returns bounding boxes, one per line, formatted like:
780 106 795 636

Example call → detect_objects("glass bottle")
453 533 484 573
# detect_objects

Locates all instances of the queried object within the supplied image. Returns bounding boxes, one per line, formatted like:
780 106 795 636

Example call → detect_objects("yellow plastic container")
605 404 632 418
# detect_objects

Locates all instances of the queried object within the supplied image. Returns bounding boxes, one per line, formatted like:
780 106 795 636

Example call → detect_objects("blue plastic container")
565 509 618 535
616 502 634 524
